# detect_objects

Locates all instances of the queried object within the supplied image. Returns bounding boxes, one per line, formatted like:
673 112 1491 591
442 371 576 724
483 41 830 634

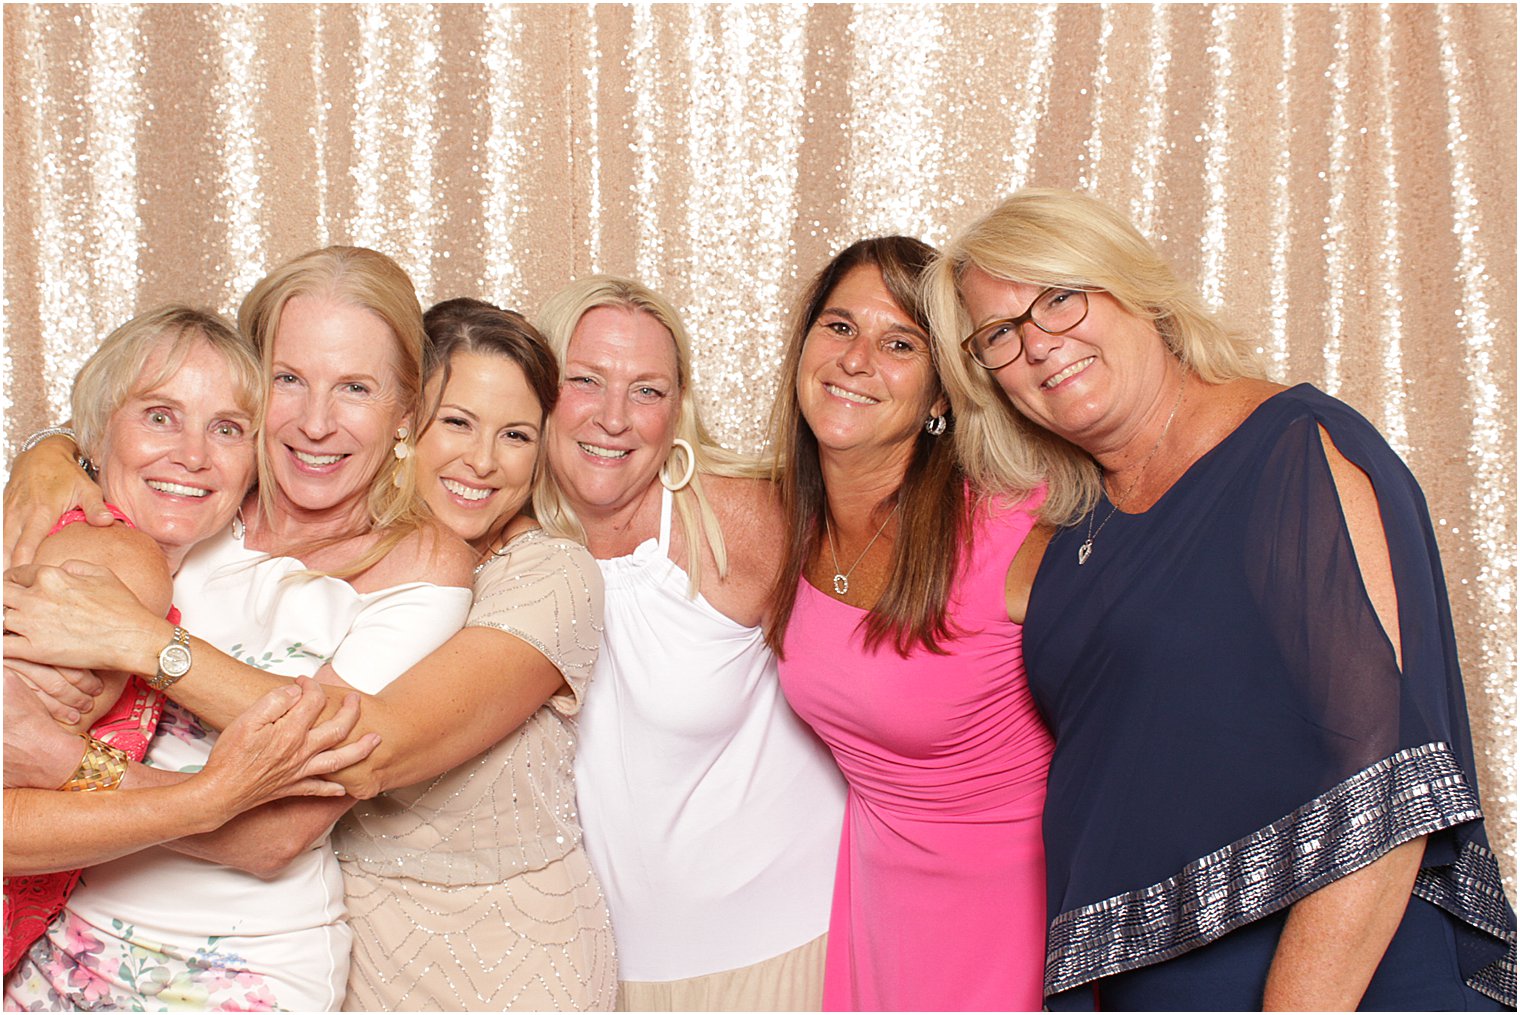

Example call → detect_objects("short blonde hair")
238 246 432 572
532 275 760 592
925 187 1264 524
73 304 259 464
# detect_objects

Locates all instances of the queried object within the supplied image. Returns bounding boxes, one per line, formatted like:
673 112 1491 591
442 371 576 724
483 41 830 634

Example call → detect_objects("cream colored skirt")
341 848 617 1011
616 933 827 1012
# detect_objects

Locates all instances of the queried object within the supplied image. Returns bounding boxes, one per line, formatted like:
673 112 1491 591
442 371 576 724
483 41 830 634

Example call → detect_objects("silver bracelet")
18 425 77 455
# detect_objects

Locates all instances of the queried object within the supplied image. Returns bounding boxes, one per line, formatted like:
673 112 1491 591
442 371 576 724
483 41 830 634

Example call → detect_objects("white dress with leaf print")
3 525 471 1012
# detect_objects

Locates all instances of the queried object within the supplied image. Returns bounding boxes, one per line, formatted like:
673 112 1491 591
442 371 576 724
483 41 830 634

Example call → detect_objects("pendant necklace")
825 506 897 596
1078 381 1186 566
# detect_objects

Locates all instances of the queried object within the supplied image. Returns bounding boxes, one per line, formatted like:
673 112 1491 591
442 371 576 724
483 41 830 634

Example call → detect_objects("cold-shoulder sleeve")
1030 386 1514 1006
1242 395 1515 1004
465 531 604 715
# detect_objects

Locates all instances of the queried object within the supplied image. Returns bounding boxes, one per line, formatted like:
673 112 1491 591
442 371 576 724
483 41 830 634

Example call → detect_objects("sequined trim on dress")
1044 742 1512 1003
1412 838 1517 1004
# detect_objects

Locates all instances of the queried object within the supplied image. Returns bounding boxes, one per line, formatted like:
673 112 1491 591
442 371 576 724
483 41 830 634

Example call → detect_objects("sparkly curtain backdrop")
4 4 1515 888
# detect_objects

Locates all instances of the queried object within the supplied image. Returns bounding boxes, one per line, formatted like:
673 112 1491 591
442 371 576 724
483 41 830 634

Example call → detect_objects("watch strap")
148 626 191 691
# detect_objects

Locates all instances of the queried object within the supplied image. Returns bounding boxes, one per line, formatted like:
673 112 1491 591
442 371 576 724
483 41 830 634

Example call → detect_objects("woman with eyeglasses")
924 188 1515 1010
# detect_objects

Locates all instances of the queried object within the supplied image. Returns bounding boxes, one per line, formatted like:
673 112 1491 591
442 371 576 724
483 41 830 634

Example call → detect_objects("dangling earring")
660 437 696 492
924 414 948 437
393 425 411 460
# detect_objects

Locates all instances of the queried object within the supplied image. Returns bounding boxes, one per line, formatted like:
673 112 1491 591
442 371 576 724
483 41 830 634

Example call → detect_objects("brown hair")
766 236 969 657
420 297 559 534
238 245 434 577
422 297 559 424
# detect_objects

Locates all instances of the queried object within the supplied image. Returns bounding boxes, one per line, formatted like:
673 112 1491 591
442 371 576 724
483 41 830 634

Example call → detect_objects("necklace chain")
826 506 897 596
1078 380 1187 566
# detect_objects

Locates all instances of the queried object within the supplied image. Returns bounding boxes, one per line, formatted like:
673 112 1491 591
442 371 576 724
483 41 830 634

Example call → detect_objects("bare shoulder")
1005 522 1055 625
703 474 785 577
358 521 475 592
36 518 173 616
1316 424 1401 664
1316 425 1384 542
1202 377 1289 435
34 514 160 569
689 474 784 626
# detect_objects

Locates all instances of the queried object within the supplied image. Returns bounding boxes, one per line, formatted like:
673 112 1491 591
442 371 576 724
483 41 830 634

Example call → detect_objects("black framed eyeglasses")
960 287 1090 370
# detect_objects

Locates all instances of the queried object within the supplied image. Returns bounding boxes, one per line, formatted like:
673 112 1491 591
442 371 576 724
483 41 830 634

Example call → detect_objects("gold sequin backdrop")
3 4 1515 889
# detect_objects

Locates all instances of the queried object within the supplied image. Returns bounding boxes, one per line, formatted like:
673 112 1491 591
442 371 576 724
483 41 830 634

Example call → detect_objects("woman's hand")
3 670 89 788
197 677 380 818
3 560 167 675
4 435 110 568
2 656 105 725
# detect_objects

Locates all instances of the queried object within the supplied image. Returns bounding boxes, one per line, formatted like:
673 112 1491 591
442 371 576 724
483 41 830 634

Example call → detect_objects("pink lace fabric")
3 505 176 973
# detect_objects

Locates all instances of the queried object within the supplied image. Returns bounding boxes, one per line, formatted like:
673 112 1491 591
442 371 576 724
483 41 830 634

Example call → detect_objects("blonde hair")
238 245 433 575
925 187 1264 525
532 275 761 593
73 304 260 465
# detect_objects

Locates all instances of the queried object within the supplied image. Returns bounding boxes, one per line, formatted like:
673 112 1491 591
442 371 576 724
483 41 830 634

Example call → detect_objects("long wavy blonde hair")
924 188 1264 525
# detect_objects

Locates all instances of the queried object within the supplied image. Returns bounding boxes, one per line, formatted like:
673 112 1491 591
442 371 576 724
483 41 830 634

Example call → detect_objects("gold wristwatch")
148 626 192 690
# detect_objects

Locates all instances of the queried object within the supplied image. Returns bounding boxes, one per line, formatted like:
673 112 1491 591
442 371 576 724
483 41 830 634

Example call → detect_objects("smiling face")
796 263 945 470
415 350 544 552
262 294 410 531
98 337 257 572
960 266 1171 453
545 305 680 522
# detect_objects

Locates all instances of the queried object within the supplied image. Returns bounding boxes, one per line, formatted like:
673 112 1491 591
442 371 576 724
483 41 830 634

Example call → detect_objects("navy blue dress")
1025 385 1515 1011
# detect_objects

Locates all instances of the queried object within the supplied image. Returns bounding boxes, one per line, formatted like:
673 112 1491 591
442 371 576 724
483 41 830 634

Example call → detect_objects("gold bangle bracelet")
63 735 129 793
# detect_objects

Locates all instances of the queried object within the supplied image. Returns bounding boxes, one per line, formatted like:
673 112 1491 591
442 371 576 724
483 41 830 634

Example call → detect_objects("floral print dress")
3 525 471 1012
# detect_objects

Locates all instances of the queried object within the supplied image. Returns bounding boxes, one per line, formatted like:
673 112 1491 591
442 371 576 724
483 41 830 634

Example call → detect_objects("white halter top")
573 486 846 980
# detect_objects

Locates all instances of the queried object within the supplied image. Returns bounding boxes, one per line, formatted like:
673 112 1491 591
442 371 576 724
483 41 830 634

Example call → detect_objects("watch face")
160 642 192 678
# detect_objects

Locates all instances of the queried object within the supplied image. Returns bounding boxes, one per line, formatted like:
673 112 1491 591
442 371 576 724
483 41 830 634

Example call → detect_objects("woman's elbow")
217 814 332 877
239 833 319 879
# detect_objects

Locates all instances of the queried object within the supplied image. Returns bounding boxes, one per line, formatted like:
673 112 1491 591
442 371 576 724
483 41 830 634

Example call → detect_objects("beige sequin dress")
332 529 616 1011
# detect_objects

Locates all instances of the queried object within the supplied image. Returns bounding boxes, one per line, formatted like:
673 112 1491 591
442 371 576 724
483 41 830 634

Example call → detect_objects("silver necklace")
825 506 897 596
1078 381 1186 566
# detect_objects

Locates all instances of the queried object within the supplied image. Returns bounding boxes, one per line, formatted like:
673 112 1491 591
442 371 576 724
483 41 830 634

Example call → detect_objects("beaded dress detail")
333 528 616 1011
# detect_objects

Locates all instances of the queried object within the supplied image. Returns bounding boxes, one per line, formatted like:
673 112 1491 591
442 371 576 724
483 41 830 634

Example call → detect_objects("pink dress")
778 497 1053 1011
